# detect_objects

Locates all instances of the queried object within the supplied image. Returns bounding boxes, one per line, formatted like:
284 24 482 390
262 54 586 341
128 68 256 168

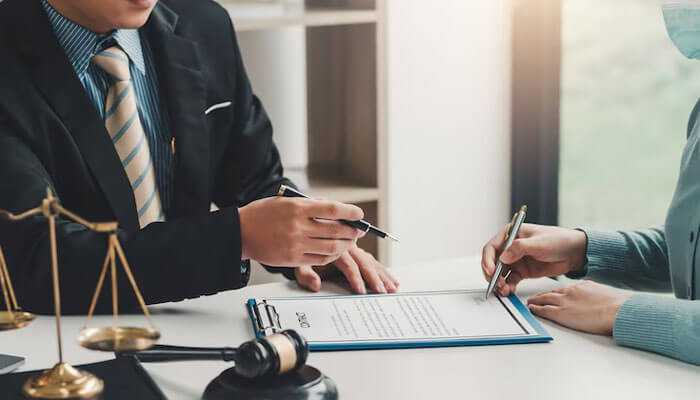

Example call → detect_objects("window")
558 0 700 230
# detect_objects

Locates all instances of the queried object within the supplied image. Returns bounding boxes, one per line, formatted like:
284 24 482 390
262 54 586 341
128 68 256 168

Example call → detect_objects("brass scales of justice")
0 188 160 399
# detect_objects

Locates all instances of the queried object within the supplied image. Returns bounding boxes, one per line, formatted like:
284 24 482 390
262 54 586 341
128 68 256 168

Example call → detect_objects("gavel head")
234 329 309 379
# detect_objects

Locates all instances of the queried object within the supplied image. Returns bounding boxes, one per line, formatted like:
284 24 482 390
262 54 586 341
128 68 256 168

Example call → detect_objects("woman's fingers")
335 252 367 294
527 304 560 321
295 266 322 292
481 243 497 279
493 260 527 296
500 237 537 264
527 292 565 306
481 223 512 279
502 263 530 294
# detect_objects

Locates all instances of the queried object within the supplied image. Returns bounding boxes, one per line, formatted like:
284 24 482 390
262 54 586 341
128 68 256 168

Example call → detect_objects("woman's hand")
294 244 399 294
481 224 588 296
527 281 632 335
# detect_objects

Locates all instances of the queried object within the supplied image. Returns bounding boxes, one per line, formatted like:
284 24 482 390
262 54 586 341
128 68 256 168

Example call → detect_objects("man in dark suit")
0 0 398 314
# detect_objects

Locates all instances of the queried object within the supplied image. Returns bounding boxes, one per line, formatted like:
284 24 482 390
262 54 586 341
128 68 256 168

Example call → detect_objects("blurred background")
218 0 700 283
559 0 700 229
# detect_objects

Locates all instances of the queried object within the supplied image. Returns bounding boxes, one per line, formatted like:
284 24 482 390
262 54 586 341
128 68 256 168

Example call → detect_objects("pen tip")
387 233 400 242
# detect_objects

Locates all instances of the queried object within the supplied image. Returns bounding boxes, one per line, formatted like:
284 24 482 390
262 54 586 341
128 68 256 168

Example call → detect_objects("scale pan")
78 326 160 352
0 311 35 331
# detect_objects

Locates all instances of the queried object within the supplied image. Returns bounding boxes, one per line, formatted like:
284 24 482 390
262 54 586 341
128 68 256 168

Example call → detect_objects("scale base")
0 311 35 331
22 362 104 399
78 326 160 352
203 365 338 400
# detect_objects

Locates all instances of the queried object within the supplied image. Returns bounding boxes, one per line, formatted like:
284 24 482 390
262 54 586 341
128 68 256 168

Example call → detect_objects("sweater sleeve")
614 294 700 365
575 228 672 292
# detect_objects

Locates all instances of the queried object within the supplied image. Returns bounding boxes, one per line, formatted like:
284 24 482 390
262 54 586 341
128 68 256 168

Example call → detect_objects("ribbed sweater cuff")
613 295 677 358
581 229 629 276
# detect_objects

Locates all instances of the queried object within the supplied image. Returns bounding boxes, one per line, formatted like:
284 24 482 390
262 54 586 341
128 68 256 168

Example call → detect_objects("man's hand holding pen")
238 195 398 294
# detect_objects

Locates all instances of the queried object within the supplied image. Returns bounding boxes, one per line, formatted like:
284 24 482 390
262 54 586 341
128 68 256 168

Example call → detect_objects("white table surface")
3 257 699 400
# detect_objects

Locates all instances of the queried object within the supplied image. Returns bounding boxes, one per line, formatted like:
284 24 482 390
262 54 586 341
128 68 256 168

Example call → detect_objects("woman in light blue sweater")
481 3 700 365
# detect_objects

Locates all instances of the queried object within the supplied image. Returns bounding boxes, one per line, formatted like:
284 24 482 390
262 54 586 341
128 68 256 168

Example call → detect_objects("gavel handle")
125 345 237 363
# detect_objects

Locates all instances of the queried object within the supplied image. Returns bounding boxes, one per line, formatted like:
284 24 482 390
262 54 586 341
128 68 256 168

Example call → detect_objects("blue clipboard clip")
249 299 281 337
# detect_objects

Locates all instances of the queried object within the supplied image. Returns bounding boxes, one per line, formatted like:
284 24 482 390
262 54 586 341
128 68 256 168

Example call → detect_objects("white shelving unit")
219 0 388 262
224 7 378 31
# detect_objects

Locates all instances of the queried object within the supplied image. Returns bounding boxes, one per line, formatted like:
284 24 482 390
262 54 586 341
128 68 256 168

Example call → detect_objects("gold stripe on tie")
93 46 163 228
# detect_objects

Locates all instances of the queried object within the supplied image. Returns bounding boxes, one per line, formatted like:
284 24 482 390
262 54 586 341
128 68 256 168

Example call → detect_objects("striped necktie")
93 46 163 228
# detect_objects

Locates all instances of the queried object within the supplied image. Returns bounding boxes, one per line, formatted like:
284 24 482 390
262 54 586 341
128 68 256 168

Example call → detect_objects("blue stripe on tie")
132 160 152 190
121 133 145 167
105 85 130 119
111 112 137 144
138 189 158 217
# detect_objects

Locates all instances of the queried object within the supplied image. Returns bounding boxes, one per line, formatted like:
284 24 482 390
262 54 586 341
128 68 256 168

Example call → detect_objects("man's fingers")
352 250 387 294
527 292 564 306
527 304 560 321
307 219 363 240
335 253 367 294
306 200 364 221
378 269 398 293
295 266 322 292
299 253 335 267
303 238 354 257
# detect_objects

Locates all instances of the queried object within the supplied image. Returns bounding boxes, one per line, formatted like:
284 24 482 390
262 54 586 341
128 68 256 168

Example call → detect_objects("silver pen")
485 205 527 300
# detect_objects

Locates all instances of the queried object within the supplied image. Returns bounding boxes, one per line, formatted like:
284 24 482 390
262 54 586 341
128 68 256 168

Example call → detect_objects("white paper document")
247 289 551 350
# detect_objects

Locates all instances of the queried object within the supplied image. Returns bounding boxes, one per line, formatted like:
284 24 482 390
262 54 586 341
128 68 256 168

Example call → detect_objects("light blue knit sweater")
572 98 700 365
582 229 700 365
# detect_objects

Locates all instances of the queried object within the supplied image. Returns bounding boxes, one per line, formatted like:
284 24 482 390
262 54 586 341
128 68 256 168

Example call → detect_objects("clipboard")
246 289 552 351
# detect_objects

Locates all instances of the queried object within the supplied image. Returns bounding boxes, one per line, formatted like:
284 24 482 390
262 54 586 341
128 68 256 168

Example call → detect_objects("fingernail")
377 282 387 293
386 282 397 292
357 285 367 294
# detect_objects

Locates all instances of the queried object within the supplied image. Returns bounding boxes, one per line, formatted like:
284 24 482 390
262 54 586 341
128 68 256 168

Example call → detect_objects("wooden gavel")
125 329 309 379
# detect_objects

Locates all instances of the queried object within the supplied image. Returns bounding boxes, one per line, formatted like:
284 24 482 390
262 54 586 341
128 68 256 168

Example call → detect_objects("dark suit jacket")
0 0 292 314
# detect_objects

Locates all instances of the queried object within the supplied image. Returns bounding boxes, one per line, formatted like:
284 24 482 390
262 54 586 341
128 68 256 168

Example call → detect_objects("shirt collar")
40 0 146 77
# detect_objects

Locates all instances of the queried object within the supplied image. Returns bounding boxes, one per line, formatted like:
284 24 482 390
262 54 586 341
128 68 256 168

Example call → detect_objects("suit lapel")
143 4 211 218
11 0 140 232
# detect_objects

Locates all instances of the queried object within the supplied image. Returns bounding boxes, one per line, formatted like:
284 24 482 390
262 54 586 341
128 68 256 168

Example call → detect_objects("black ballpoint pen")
277 184 400 242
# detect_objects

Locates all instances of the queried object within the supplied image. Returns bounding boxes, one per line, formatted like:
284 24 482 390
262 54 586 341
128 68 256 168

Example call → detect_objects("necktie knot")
93 46 131 82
